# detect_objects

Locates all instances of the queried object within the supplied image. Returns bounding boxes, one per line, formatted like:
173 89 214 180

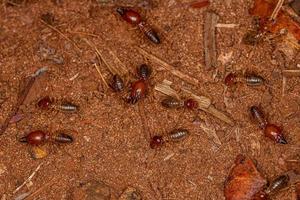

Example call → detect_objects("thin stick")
68 31 100 37
270 0 284 21
136 46 199 86
216 23 239 28
83 38 118 75
0 67 47 135
24 178 56 200
13 163 43 194
93 63 109 89
282 69 300 77
40 20 81 53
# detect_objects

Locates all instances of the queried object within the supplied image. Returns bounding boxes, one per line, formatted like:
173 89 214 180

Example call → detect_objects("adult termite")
250 106 287 144
150 128 190 149
161 97 198 110
116 7 160 44
225 72 265 87
37 96 79 113
19 130 74 145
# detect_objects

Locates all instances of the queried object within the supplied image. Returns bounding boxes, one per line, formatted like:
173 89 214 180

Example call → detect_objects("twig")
40 20 81 53
83 38 118 75
155 80 234 125
13 163 43 194
163 153 175 161
270 0 284 21
24 178 56 200
68 31 100 37
282 69 300 77
93 63 109 89
204 11 219 69
215 23 239 28
136 46 199 86
0 67 47 135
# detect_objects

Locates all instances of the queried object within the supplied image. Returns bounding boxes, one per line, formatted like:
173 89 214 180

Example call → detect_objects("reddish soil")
0 0 299 199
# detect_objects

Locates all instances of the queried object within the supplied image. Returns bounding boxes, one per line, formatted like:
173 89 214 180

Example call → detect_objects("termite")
150 128 190 149
161 97 198 110
116 7 160 44
19 130 74 145
110 74 125 92
225 72 265 87
250 106 287 144
137 64 152 80
265 174 289 194
37 96 79 113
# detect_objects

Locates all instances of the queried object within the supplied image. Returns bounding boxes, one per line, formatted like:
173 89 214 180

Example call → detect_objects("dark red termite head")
184 98 198 110
225 73 237 86
150 135 164 149
37 96 53 110
264 124 287 144
19 130 49 145
127 80 147 104
116 7 142 25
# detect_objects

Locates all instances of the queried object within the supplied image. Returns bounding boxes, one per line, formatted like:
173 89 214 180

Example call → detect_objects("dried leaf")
30 146 48 159
224 155 267 200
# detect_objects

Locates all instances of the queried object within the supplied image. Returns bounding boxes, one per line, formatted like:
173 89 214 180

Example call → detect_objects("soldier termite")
116 7 160 44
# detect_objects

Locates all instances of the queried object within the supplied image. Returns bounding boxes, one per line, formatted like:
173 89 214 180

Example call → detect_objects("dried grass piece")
216 24 239 28
204 11 219 69
270 0 284 21
136 46 199 85
199 123 221 145
13 163 43 194
93 63 109 90
155 80 234 125
282 69 300 77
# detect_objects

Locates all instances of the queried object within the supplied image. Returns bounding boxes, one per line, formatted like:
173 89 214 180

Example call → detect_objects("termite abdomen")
245 74 265 86
138 22 160 44
53 133 73 143
161 97 183 108
110 74 124 92
137 64 152 80
167 129 190 142
58 102 79 112
250 106 268 129
265 175 289 194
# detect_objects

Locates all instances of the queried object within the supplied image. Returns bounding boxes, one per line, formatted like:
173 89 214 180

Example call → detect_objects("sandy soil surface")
0 0 299 199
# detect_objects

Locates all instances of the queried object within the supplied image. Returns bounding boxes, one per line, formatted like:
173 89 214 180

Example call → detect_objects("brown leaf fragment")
250 0 300 41
224 155 267 200
204 11 219 69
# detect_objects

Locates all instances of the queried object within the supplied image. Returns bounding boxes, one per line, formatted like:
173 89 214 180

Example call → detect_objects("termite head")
37 96 53 110
19 130 50 145
264 124 287 144
184 99 198 110
224 73 237 86
150 135 164 149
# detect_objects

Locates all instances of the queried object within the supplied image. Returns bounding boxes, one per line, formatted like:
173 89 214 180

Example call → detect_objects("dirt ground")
0 0 299 199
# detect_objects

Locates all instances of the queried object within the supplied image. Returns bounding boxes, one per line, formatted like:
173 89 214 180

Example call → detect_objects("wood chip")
204 11 219 69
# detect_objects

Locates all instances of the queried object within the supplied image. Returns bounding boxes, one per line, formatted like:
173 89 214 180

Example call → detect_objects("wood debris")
0 67 47 135
198 123 221 145
250 0 300 41
155 80 234 125
136 46 199 86
282 69 300 77
204 11 219 69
